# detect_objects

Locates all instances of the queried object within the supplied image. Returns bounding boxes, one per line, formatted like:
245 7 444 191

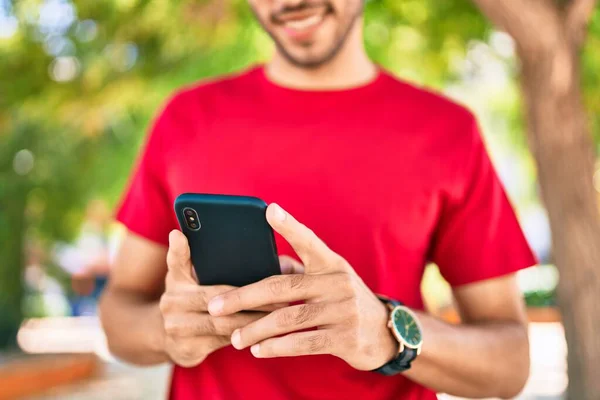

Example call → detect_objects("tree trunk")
519 41 600 400
0 188 26 349
469 0 599 398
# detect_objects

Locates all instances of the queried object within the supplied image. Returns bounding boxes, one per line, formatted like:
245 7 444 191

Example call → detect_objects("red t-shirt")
117 66 536 400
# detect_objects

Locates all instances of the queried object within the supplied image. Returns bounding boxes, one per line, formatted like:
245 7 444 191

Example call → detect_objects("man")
100 0 536 399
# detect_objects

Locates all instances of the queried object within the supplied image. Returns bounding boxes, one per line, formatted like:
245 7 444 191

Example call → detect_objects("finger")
267 204 336 273
279 255 305 275
250 303 289 312
207 335 231 352
167 230 197 284
162 285 282 314
165 311 267 337
250 330 337 359
212 312 268 336
168 335 230 368
231 302 349 350
208 273 350 316
161 285 236 313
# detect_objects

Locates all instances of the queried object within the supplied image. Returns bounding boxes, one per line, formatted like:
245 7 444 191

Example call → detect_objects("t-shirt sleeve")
115 98 179 246
430 116 537 287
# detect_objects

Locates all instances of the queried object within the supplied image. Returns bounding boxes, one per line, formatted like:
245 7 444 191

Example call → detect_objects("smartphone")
174 193 280 287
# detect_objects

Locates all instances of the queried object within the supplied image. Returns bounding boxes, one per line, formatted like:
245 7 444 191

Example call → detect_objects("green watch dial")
391 307 423 348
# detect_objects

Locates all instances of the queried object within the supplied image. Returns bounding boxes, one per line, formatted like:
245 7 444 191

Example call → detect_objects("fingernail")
280 261 293 275
272 204 286 223
168 230 177 246
231 330 242 349
208 296 224 315
251 344 260 357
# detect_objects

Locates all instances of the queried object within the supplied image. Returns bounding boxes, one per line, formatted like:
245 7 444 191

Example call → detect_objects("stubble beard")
250 2 364 70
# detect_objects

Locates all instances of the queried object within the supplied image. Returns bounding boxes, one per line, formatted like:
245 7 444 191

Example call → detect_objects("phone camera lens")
183 208 201 231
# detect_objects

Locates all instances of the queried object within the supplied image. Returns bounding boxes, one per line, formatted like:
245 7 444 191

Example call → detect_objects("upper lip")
272 5 330 23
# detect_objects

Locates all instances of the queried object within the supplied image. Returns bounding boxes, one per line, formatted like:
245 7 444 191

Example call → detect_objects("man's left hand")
207 203 398 371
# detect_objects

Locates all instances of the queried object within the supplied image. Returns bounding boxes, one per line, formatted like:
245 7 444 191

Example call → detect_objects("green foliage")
0 0 270 347
524 289 557 308
583 9 600 145
365 0 488 84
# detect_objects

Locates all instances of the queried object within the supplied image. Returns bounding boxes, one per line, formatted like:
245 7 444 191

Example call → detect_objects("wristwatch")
372 296 423 376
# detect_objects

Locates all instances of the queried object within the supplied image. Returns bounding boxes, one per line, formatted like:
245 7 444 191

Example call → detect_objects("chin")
286 53 332 68
276 39 342 69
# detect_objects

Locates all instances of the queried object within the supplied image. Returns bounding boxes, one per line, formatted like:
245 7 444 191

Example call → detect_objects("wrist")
371 300 400 368
152 302 169 360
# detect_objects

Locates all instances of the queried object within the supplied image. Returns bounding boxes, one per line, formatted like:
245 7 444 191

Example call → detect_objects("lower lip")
282 15 327 41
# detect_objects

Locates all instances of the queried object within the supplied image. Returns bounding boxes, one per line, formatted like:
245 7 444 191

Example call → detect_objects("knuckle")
335 272 354 293
275 308 296 328
176 342 197 361
202 316 217 335
211 317 233 336
266 276 287 296
173 240 190 259
334 257 350 272
167 245 191 270
164 318 183 337
293 304 323 326
348 275 362 294
306 333 332 353
166 250 179 269
188 289 208 311
288 274 306 290
159 294 175 315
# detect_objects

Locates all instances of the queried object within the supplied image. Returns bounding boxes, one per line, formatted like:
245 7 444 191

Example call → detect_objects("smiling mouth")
272 4 332 35
284 13 325 30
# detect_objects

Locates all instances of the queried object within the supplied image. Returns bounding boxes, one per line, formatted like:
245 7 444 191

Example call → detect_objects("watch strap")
372 347 417 376
377 295 403 309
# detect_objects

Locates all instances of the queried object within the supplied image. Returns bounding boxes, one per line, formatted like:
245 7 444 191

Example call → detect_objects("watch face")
391 307 423 348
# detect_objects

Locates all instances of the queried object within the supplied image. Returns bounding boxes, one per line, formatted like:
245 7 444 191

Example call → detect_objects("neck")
265 20 377 90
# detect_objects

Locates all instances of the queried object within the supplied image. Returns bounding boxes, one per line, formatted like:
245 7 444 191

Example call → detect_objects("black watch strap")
372 347 417 376
372 296 418 376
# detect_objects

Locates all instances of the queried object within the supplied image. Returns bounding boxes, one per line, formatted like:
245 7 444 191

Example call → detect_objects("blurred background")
1 0 599 399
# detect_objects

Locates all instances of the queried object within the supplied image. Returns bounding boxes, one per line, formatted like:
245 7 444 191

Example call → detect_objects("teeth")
285 14 324 30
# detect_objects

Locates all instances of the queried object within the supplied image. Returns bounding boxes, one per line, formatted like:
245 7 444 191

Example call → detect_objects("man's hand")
161 230 272 367
207 204 397 371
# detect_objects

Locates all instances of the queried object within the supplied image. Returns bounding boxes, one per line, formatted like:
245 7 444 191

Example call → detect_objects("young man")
100 0 536 399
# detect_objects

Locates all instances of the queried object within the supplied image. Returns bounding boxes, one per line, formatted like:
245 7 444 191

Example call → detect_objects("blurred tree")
470 1 600 398
0 0 264 348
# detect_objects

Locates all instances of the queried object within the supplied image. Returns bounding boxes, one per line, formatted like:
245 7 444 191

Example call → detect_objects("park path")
26 323 566 400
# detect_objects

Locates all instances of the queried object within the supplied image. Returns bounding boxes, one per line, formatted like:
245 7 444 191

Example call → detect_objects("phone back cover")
174 194 280 287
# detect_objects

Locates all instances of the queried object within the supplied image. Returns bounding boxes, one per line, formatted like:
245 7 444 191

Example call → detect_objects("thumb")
167 230 198 284
267 204 340 274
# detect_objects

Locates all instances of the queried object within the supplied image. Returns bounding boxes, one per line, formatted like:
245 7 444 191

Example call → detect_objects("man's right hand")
159 230 269 367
